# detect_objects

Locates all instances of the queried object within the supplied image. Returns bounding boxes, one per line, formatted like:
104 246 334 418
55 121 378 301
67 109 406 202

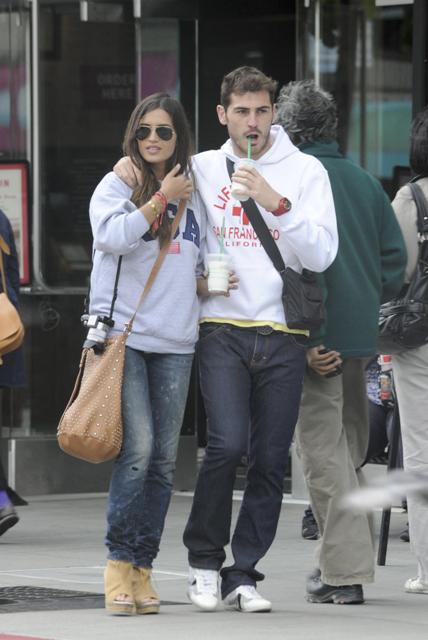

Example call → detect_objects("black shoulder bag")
378 180 428 353
226 158 325 331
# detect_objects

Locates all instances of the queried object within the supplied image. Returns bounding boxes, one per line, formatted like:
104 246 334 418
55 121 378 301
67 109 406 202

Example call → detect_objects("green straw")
219 216 225 253
247 136 251 160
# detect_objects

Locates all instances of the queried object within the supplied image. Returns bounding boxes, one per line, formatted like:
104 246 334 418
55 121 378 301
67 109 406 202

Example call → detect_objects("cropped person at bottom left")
87 93 206 616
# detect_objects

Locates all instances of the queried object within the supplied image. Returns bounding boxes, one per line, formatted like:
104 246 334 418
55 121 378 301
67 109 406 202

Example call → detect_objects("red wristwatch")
271 197 292 216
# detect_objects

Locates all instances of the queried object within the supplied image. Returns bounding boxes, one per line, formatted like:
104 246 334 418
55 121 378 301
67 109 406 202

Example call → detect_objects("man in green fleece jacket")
276 80 407 604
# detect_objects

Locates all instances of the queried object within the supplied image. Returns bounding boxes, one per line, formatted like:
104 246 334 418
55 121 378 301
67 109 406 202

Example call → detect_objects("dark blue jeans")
183 324 307 597
106 346 193 567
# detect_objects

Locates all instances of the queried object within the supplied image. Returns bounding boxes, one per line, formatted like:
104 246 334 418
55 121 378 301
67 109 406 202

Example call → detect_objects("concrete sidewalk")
0 492 426 640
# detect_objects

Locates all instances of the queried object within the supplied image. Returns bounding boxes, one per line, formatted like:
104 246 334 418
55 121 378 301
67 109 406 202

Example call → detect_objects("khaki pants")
392 343 428 583
296 358 375 586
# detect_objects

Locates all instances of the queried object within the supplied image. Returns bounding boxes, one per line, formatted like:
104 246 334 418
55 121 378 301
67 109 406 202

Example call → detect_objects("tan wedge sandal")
133 567 160 614
104 560 136 615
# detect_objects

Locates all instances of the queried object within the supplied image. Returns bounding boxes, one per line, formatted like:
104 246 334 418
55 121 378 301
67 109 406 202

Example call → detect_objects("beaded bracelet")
153 190 168 210
153 191 168 227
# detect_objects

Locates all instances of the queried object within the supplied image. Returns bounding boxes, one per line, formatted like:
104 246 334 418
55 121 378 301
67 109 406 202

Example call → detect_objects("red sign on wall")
0 161 30 284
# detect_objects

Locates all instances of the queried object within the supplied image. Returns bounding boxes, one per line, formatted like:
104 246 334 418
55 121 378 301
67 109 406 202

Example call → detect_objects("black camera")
81 314 115 352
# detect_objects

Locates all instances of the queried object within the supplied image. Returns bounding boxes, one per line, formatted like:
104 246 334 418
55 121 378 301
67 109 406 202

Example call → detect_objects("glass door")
35 0 137 288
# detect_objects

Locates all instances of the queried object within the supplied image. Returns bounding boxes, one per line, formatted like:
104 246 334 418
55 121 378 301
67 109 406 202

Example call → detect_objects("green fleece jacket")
299 141 407 357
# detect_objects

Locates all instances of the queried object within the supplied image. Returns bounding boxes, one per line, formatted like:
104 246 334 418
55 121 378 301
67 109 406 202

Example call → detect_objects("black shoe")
306 577 364 604
399 522 410 542
301 506 319 540
0 504 19 536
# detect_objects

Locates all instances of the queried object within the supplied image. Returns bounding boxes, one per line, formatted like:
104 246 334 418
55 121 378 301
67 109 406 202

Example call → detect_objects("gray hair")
275 80 337 145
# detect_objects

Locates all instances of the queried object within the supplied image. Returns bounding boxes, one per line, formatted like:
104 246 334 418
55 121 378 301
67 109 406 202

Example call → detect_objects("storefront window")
137 18 179 99
37 6 180 288
296 0 413 196
38 2 137 287
0 1 29 161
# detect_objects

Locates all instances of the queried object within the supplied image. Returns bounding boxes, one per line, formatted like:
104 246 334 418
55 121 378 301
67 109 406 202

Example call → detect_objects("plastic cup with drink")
206 253 233 294
230 158 257 201
206 216 232 294
230 137 256 202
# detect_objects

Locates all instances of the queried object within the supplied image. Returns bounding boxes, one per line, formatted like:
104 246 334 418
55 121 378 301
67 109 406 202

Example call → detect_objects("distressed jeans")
183 323 307 597
106 346 193 567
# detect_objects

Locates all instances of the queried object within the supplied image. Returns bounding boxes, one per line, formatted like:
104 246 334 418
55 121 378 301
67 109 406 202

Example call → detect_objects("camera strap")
83 255 122 323
109 256 123 319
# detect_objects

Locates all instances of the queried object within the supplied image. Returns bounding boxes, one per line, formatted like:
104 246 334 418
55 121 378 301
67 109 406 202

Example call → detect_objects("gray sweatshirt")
88 172 205 354
392 177 428 282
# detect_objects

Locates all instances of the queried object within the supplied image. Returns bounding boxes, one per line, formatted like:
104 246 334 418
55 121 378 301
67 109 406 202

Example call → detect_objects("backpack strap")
408 182 428 237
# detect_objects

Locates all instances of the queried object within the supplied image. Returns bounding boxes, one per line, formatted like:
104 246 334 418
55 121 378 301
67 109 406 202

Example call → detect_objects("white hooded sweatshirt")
192 125 338 328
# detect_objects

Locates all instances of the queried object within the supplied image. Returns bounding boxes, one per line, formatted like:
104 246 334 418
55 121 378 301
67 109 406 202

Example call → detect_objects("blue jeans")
183 324 307 597
106 346 193 567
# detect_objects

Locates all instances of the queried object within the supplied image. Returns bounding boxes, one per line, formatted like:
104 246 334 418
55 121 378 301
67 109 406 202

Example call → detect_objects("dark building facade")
0 0 425 495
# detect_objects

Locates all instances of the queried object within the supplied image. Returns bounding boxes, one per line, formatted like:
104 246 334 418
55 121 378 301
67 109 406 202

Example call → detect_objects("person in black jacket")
0 207 26 537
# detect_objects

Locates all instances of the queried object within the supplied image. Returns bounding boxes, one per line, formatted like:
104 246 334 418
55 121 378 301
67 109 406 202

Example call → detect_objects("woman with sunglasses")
87 93 205 616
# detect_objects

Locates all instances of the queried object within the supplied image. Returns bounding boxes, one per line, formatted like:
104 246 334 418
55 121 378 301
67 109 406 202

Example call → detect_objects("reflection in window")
0 2 29 160
40 3 136 287
297 1 412 195
40 9 180 287
138 19 179 99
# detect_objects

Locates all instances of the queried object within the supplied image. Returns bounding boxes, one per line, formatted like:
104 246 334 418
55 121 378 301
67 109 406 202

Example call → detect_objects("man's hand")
113 156 142 188
197 271 240 298
224 271 240 297
307 345 342 376
231 165 283 212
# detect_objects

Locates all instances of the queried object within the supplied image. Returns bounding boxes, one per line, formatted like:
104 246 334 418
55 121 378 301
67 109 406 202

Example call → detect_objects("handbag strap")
125 198 187 334
226 158 286 276
0 235 11 296
408 182 428 237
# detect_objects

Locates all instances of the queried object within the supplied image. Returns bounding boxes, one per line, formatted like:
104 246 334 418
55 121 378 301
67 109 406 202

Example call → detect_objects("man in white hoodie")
183 66 338 613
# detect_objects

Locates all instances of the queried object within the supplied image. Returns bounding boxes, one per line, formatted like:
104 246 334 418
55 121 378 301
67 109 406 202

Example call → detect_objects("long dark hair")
122 93 193 247
410 106 428 176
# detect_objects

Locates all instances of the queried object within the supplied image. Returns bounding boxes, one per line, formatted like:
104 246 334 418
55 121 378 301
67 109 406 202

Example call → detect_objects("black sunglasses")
135 125 175 141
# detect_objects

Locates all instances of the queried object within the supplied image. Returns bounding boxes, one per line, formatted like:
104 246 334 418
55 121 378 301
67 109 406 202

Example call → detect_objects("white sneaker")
404 577 428 594
187 567 219 611
223 585 272 613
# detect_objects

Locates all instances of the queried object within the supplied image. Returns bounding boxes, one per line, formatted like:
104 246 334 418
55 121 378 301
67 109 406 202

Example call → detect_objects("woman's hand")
232 165 282 212
160 164 193 202
113 156 142 188
306 345 342 376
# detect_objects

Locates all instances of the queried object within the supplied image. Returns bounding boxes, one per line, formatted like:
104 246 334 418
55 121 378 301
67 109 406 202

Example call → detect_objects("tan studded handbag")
57 199 187 463
0 235 25 365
